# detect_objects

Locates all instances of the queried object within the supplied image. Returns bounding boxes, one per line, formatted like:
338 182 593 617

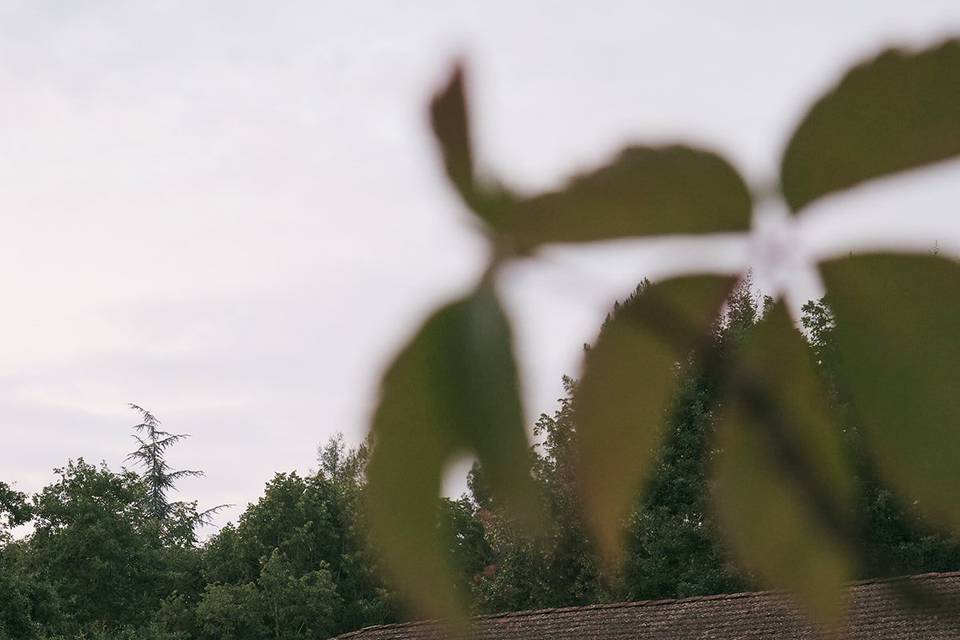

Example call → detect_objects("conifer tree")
126 404 224 536
127 404 201 522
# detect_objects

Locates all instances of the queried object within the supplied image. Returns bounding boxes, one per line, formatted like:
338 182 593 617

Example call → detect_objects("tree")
3 433 393 639
0 481 32 536
469 375 611 613
0 540 55 640
800 299 960 579
193 557 343 640
196 582 266 640
26 459 158 634
126 404 221 542
0 478 37 638
464 280 960 614
202 436 395 637
622 370 745 600
620 280 757 600
436 495 494 608
257 549 339 639
468 282 758 613
14 457 213 638
469 377 643 613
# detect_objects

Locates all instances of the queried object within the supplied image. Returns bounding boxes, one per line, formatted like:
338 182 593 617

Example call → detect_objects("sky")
2 1 960 532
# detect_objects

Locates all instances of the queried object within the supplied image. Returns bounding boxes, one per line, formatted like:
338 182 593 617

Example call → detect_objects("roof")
331 571 960 640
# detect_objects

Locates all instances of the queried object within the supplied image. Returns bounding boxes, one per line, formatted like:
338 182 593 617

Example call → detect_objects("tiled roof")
331 572 960 640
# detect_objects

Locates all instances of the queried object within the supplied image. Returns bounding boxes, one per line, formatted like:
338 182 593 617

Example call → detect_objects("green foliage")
6 33 960 635
150 593 198 640
429 65 753 247
201 439 395 637
781 40 960 211
468 379 609 613
196 582 266 640
464 284 960 619
25 461 203 637
127 404 199 521
2 433 399 639
438 497 493 603
622 372 744 601
713 303 853 622
258 550 339 639
365 286 541 619
370 60 758 619
126 404 223 543
0 543 55 640
370 34 960 624
510 147 751 248
469 285 758 613
428 66 511 230
574 276 733 561
195 550 338 640
0 481 32 533
618 281 763 601
802 298 960 578
822 255 960 535
28 459 160 633
204 472 338 583
6 294 960 637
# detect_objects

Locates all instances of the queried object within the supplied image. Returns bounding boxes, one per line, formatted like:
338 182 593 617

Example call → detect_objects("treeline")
2 282 959 639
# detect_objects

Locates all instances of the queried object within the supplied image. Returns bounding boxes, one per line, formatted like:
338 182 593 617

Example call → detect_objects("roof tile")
331 572 960 640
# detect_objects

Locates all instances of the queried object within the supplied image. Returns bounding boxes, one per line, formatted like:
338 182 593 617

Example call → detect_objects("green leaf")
429 67 751 246
574 275 733 561
781 39 960 212
713 303 854 624
430 66 474 206
365 287 539 618
511 146 752 249
822 254 960 534
430 65 513 230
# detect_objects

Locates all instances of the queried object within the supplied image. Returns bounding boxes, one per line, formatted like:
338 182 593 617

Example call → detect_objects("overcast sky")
2 1 960 532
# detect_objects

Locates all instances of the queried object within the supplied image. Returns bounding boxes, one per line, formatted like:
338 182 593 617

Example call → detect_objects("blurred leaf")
511 146 752 249
822 254 960 534
429 67 751 246
574 275 733 562
781 39 960 211
365 287 539 618
430 64 513 229
430 65 472 197
713 303 853 624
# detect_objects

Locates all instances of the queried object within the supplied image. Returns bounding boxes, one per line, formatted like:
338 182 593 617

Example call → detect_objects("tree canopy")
3 285 960 639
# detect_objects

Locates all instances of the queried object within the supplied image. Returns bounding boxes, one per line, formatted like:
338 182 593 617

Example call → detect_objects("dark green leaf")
430 65 513 230
713 303 854 623
365 287 539 618
822 254 960 534
574 276 733 561
511 146 752 249
781 39 960 211
430 68 751 245
430 66 473 203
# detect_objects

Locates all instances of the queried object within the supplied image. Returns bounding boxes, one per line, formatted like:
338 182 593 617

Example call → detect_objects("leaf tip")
429 61 472 186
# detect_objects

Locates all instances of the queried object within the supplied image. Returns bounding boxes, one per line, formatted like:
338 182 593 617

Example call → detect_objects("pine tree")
127 404 201 522
126 404 224 537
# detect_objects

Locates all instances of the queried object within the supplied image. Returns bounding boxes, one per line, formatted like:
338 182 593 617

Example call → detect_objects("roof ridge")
334 618 439 640
846 570 960 589
331 570 960 639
